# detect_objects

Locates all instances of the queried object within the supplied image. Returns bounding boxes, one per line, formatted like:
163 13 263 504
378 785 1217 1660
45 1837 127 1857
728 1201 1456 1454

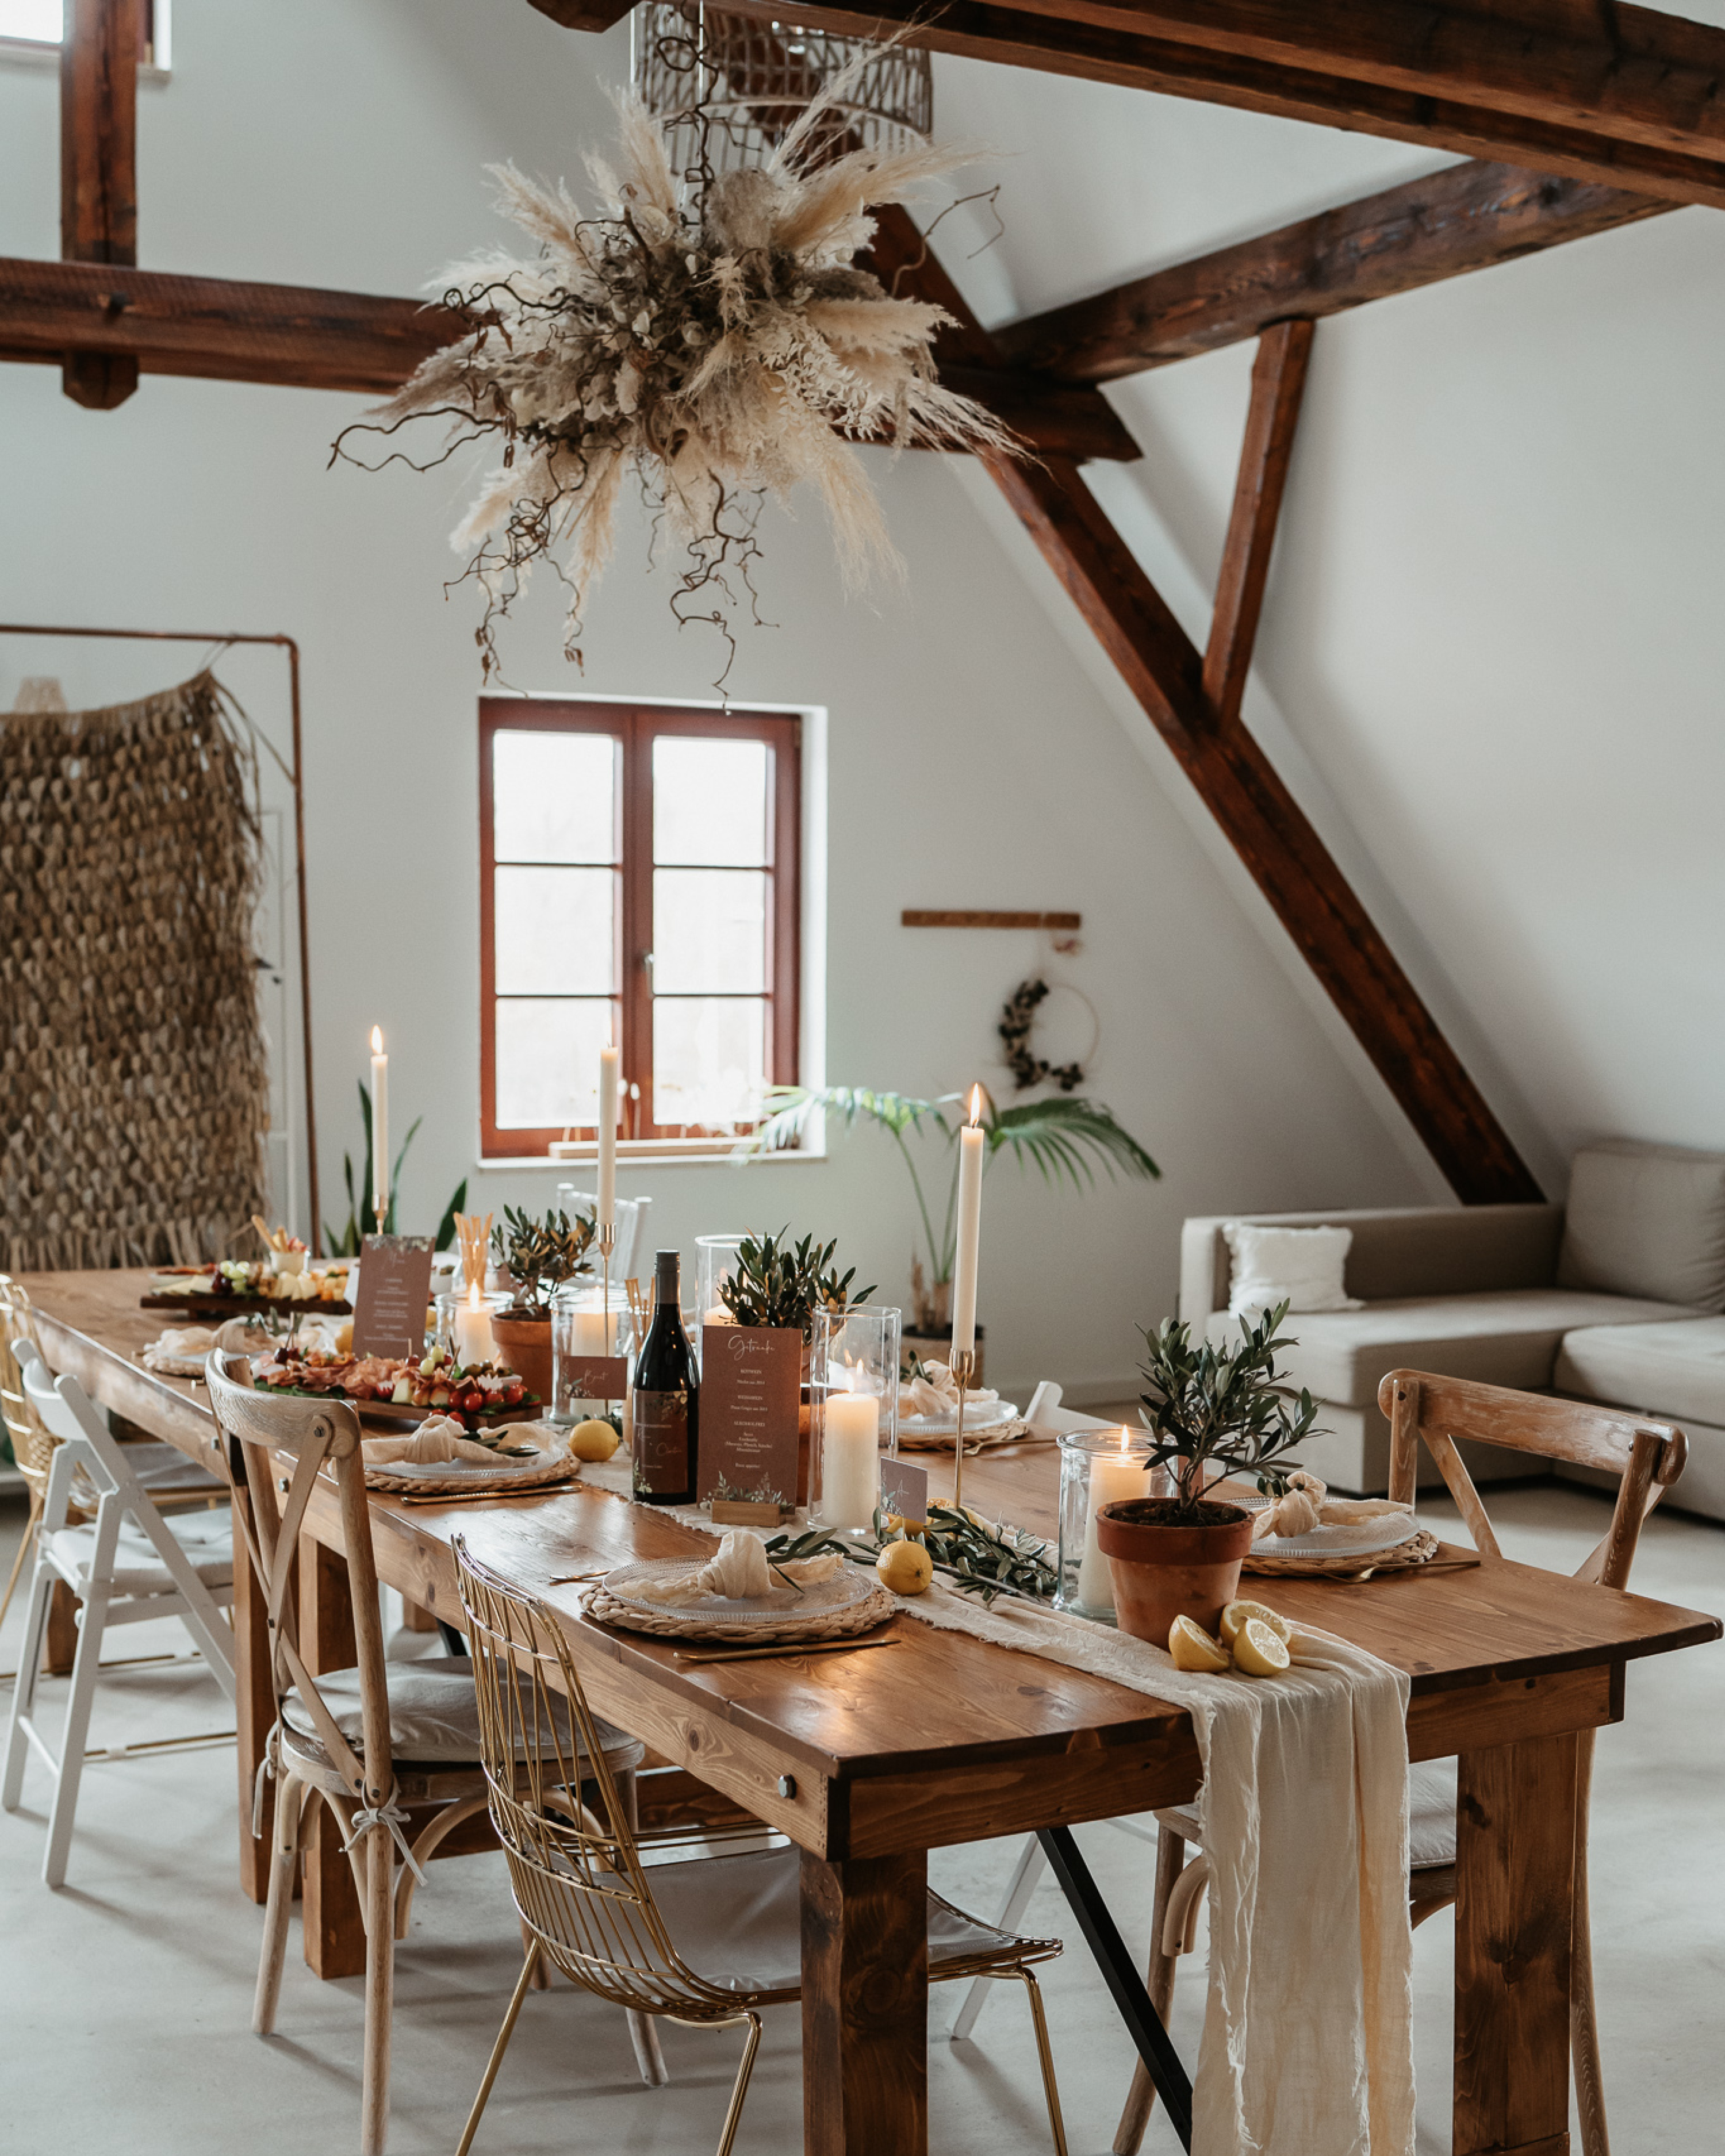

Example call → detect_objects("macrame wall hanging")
0 670 271 1271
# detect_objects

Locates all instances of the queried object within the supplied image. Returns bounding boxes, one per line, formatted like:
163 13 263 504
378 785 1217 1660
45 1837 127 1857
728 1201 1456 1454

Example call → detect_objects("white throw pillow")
1225 1222 1363 1318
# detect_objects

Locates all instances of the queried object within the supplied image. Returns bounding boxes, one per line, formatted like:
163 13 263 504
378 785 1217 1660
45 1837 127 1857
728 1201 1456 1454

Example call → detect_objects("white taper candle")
369 1027 389 1223
597 1044 619 1231
950 1086 986 1359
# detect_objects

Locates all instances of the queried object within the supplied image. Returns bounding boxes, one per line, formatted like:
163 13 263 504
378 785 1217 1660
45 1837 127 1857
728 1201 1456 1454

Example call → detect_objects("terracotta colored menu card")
352 1234 435 1360
698 1323 801 1514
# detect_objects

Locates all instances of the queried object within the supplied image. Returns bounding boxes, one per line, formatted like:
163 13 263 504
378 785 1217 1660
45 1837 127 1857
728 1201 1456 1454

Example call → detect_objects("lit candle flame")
1118 1426 1132 1457
370 1025 384 1054
467 1280 482 1312
967 1083 985 1128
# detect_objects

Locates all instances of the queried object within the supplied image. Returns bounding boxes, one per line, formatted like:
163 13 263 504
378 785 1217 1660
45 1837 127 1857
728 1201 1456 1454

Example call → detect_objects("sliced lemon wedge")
1220 1597 1293 1648
1168 1614 1232 1674
1232 1617 1292 1677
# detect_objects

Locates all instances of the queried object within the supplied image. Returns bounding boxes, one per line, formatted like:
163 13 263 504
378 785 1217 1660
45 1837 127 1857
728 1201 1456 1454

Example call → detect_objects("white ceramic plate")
600 1555 879 1625
1235 1491 1421 1559
898 1398 1019 1438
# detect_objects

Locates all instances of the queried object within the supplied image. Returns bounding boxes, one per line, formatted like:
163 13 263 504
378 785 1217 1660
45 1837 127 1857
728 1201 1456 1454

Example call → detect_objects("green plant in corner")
323 1080 469 1256
1136 1300 1319 1520
734 1085 1159 1331
491 1204 596 1317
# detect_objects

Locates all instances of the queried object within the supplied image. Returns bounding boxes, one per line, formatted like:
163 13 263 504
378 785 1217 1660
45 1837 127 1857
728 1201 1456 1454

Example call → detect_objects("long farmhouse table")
22 1268 1722 2156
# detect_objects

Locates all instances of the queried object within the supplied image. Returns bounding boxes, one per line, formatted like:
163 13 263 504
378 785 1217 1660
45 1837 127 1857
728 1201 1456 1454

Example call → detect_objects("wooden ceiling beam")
996 160 1677 382
0 256 1134 458
60 0 141 409
707 0 1725 212
1202 317 1311 728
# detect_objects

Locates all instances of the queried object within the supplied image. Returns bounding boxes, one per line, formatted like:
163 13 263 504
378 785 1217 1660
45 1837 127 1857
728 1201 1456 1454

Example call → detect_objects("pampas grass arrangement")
334 49 1019 681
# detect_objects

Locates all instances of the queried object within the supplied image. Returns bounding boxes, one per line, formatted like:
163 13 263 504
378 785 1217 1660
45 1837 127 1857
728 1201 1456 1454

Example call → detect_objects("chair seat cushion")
120 1440 227 1495
1158 1757 1456 1874
47 1507 234 1595
1214 1289 1695 1407
281 1655 644 1773
1554 1315 1725 1429
646 1843 1046 1996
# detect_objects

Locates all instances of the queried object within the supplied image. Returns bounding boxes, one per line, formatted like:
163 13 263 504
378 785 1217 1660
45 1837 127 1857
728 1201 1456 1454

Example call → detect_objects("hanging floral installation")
333 33 1020 681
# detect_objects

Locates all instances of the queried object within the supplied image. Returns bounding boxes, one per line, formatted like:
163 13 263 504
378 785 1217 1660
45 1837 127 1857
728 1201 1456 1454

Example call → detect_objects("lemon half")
1219 1598 1292 1648
1232 1617 1292 1677
1168 1615 1232 1674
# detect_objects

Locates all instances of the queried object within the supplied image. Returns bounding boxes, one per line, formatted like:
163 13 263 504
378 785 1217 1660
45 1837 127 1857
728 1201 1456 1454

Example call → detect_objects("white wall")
934 57 1725 1194
0 3 1438 1399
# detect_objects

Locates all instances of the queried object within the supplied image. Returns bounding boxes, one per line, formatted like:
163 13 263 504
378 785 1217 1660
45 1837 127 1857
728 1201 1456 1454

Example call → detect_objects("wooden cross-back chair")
1113 1369 1688 2156
202 1351 647 2156
450 1538 1071 2156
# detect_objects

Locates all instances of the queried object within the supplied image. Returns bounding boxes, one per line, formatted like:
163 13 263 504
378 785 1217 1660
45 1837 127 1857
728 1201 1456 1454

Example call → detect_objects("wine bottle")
631 1249 699 1505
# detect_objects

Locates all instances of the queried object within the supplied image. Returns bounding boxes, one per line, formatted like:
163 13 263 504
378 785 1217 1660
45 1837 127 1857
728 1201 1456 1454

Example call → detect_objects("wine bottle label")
632 1387 691 1495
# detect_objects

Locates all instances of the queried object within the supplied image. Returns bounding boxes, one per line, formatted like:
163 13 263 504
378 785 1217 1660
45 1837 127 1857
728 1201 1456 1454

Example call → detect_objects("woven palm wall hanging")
0 669 270 1269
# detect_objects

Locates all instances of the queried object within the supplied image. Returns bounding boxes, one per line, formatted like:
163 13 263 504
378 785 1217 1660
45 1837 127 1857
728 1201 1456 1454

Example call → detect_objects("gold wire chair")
451 1537 1071 2156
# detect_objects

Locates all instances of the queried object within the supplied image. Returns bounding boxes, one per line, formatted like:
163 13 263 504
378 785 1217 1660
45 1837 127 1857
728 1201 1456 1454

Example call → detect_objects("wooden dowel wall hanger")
900 910 1081 930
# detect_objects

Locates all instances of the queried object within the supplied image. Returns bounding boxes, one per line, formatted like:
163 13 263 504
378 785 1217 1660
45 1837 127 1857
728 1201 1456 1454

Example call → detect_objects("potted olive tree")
1097 1302 1318 1644
716 1229 873 1502
489 1205 595 1402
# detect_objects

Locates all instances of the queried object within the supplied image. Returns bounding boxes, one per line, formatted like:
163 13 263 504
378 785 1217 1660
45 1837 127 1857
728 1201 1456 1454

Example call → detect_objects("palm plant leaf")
986 1096 1160 1191
738 1085 956 1156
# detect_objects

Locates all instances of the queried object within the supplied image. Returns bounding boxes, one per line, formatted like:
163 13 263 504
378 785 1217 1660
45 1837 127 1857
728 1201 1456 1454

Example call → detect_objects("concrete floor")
1 1483 1720 2156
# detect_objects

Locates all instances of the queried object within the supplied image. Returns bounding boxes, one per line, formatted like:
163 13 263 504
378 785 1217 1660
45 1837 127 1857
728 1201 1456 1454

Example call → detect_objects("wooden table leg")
1454 1733 1578 2156
300 1532 366 1981
230 1489 277 1904
801 1847 929 2156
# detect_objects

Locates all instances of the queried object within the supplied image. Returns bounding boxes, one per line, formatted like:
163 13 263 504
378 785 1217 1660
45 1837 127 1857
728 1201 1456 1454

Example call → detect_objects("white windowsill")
0 41 171 81
476 1140 825 1172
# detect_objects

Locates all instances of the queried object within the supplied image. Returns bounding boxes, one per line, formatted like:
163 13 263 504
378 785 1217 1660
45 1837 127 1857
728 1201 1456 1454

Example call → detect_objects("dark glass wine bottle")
631 1249 699 1505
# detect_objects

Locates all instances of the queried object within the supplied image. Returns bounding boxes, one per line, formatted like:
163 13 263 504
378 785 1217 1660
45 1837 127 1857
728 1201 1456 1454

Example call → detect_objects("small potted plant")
489 1204 595 1401
718 1229 873 1502
1097 1302 1318 1644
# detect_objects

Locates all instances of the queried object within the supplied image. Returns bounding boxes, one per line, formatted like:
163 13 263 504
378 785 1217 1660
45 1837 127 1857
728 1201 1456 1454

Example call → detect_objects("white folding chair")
2 1342 237 1886
951 1384 1155 2043
553 1187 652 1282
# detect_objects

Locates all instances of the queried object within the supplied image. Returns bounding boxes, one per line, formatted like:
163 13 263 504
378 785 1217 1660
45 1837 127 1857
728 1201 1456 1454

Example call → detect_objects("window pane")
654 736 768 865
494 866 615 993
653 998 766 1129
0 2 63 38
493 730 617 862
496 1000 615 1129
653 868 766 993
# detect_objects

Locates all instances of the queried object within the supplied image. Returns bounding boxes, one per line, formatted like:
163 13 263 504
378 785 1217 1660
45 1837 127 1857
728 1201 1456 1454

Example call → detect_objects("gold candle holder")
950 1346 976 1514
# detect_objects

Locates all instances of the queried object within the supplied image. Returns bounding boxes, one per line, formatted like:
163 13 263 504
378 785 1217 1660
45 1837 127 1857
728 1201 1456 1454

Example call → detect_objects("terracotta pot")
1095 1498 1255 1645
489 1313 554 1406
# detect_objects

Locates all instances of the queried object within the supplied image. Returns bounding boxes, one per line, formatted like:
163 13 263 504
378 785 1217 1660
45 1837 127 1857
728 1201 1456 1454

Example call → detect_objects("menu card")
352 1234 435 1360
699 1322 801 1517
880 1456 930 1530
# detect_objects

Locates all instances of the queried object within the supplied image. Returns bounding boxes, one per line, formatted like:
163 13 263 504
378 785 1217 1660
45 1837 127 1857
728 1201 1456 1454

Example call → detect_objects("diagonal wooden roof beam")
706 0 1725 212
996 159 1678 382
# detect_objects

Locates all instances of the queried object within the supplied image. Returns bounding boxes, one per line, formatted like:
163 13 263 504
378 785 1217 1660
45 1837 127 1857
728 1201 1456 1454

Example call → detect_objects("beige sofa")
1180 1139 1725 1520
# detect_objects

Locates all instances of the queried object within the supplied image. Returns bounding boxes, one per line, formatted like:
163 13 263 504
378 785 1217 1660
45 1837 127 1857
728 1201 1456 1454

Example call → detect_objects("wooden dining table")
21 1267 1723 2156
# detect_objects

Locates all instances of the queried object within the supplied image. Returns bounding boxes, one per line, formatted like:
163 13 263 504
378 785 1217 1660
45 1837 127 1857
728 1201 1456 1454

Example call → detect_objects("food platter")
143 1292 353 1318
254 1383 542 1432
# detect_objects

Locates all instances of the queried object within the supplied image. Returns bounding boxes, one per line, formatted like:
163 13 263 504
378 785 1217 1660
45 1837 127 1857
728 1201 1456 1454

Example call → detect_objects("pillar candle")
568 1307 611 1359
821 1390 880 1529
597 1045 619 1232
369 1027 389 1223
950 1085 986 1359
455 1282 493 1368
1076 1432 1149 1611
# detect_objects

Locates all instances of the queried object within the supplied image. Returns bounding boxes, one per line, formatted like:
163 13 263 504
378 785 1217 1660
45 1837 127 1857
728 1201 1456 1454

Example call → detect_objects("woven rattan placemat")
583 1576 896 1645
1241 1527 1441 1579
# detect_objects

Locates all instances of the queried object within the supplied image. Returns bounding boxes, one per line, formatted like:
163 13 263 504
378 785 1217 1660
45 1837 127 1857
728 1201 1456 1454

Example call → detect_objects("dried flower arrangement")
333 37 1019 681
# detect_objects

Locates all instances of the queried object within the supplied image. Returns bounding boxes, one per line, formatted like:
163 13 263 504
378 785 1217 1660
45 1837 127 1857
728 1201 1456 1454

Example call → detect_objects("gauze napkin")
627 1531 845 1605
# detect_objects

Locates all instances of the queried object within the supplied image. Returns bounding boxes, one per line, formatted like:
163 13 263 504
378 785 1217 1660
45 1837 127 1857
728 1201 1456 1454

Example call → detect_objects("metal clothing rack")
0 622 320 1252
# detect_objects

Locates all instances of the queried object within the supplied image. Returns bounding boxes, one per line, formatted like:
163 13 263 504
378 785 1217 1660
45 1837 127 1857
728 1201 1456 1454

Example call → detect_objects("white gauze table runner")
573 1460 1416 2155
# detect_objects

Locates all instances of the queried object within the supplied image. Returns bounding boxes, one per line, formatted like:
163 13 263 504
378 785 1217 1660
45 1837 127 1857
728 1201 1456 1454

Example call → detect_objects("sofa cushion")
1224 1222 1362 1316
1217 1290 1696 1409
1554 1317 1725 1429
1558 1140 1725 1311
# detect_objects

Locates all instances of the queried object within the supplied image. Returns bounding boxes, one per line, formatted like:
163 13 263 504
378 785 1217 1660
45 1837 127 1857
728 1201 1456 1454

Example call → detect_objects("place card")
561 1356 628 1405
880 1456 929 1529
698 1322 801 1511
352 1234 435 1360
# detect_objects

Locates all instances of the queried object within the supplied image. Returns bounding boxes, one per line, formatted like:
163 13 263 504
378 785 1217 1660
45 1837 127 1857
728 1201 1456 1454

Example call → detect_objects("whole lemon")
876 1540 934 1595
569 1418 620 1461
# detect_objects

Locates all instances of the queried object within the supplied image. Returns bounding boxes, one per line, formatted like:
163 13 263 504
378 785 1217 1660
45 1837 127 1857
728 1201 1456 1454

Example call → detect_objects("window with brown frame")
478 699 800 1159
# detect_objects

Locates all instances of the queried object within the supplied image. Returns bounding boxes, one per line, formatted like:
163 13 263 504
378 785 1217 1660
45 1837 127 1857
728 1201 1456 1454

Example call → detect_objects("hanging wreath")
331 36 1019 684
998 977 1090 1094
